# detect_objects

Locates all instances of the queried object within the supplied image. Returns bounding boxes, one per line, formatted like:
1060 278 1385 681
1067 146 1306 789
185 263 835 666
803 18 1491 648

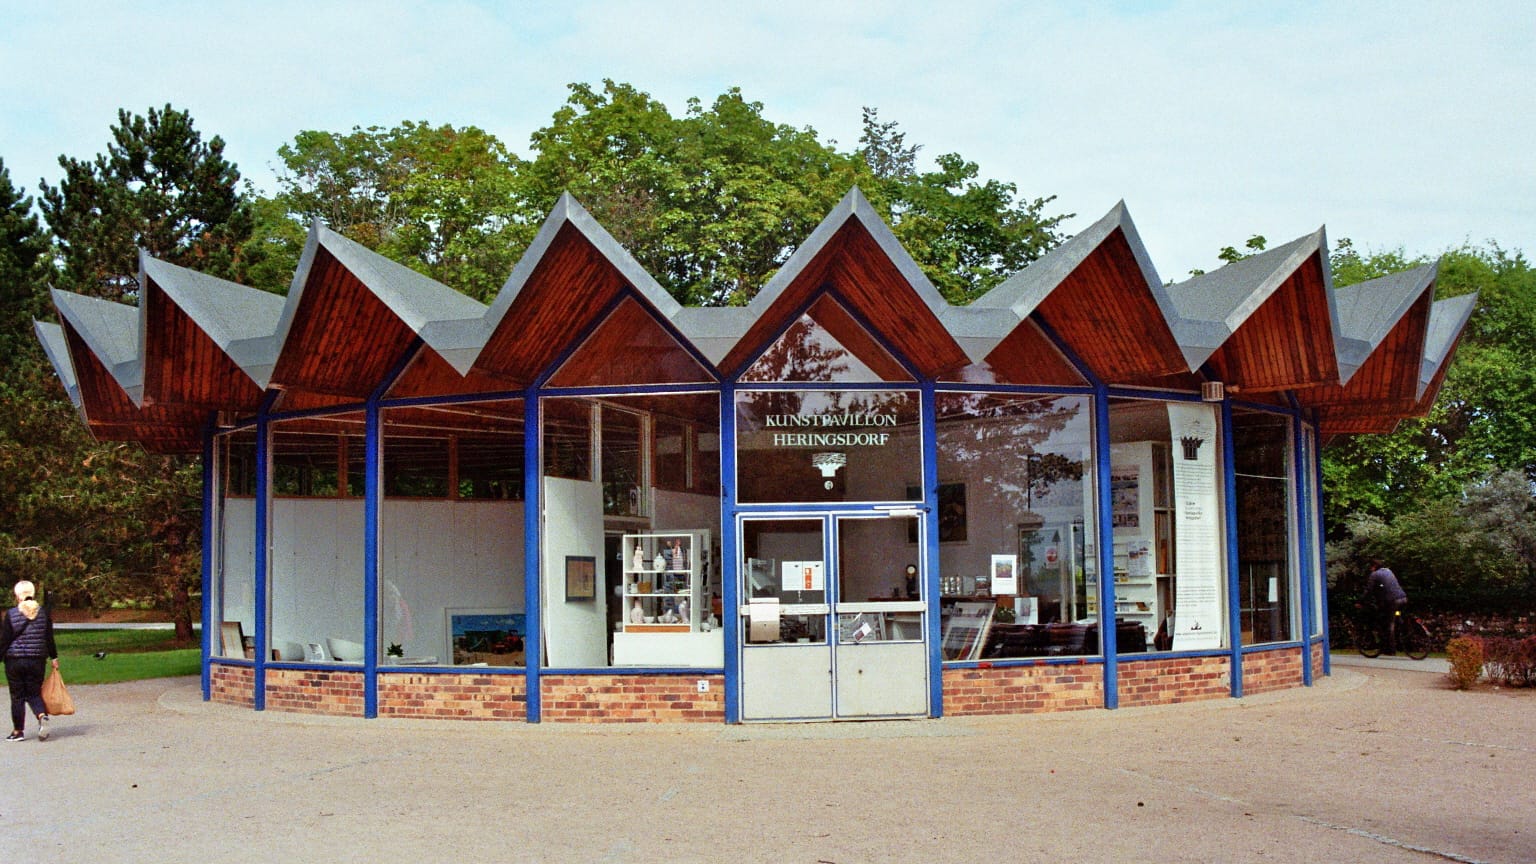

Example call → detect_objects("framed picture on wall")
445 609 526 666
906 483 968 543
565 555 596 601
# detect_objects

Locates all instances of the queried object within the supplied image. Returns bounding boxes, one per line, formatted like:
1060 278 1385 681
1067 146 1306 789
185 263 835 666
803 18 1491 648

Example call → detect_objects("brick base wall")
1118 655 1230 707
264 668 366 717
1312 641 1327 678
942 662 1104 716
540 674 725 722
209 662 255 708
378 672 527 721
1241 647 1304 694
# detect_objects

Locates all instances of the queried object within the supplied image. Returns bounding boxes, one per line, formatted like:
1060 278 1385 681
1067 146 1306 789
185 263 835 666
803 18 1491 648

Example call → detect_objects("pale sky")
2 1 1531 281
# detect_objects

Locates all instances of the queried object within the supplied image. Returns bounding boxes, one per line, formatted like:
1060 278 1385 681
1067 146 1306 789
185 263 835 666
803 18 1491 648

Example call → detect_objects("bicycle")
1354 607 1431 661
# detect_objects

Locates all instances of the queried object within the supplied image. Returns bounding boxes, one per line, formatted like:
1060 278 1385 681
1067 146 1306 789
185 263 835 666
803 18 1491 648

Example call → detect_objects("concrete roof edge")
1419 288 1478 397
50 288 145 405
33 319 82 410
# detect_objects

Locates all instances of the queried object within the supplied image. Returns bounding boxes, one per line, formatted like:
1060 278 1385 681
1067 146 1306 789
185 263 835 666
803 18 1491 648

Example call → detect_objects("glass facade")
935 393 1097 659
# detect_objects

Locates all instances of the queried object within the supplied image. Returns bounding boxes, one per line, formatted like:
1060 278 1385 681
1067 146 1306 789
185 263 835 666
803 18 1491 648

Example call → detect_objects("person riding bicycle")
1361 559 1409 655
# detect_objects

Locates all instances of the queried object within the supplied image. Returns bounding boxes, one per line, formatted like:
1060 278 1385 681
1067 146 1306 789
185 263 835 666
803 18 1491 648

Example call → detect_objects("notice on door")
1168 403 1224 651
781 561 825 592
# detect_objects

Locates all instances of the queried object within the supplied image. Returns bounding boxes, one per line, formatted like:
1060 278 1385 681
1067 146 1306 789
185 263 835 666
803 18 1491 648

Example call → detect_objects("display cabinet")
613 529 722 666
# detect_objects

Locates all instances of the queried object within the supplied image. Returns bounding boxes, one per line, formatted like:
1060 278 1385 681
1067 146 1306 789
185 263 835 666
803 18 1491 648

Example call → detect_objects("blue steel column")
1313 428 1332 677
200 422 215 701
1222 400 1243 697
920 381 943 718
1094 389 1118 707
719 382 741 723
363 402 381 717
522 390 543 722
1293 413 1314 686
253 413 270 711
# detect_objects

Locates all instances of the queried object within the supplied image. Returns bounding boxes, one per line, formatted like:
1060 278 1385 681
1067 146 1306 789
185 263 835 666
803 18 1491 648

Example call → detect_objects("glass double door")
738 512 929 721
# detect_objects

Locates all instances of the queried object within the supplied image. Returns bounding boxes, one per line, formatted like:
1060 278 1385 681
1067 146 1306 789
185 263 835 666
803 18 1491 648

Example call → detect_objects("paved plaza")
4 658 1531 863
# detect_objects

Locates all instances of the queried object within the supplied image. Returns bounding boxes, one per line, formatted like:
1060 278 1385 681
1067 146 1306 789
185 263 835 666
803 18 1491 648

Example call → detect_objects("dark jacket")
0 606 58 660
1364 567 1408 609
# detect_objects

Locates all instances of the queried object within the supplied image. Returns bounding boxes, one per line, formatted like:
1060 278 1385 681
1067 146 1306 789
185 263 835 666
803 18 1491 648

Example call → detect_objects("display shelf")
618 530 712 628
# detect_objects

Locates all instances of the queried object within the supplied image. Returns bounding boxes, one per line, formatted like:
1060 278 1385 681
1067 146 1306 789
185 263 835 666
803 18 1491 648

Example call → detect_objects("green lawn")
2 628 201 686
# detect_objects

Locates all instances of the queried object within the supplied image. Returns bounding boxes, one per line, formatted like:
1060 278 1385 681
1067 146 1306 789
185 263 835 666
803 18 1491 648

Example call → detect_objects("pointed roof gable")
963 201 1181 385
140 255 285 408
720 187 967 378
1330 262 1437 385
1166 229 1338 392
48 290 204 452
268 224 487 398
51 289 144 405
1417 292 1478 404
469 193 684 385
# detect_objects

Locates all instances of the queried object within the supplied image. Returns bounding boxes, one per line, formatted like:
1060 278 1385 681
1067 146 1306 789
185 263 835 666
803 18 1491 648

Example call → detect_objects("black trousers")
5 655 47 730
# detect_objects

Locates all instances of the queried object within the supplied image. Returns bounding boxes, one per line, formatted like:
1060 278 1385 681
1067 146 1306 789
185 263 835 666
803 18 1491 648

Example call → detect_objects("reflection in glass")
935 393 1098 659
1233 409 1294 645
735 389 921 504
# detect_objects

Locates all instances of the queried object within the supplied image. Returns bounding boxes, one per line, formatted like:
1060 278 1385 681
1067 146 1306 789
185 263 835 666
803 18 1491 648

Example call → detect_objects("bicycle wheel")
1400 617 1431 660
1356 619 1382 658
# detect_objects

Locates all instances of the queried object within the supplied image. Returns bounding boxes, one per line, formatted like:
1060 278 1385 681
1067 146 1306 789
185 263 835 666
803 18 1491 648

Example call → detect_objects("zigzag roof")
30 189 1473 452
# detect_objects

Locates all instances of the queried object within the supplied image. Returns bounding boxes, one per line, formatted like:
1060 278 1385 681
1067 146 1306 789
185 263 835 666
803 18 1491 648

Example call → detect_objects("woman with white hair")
0 580 59 741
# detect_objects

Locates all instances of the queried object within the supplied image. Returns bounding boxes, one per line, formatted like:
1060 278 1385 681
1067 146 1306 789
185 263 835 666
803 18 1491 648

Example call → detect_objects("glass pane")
838 517 921 601
742 519 825 604
217 430 257 657
654 417 687 491
936 393 1097 659
1108 398 1227 654
740 296 912 383
735 389 921 503
601 406 643 516
1234 409 1293 645
543 398 592 480
546 296 713 387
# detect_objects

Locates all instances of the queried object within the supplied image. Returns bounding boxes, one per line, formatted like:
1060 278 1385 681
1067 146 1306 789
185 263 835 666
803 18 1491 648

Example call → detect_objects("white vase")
630 599 644 624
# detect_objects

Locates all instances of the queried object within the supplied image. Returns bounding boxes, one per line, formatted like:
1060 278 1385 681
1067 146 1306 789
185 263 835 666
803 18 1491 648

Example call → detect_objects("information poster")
1167 403 1224 651
781 561 825 592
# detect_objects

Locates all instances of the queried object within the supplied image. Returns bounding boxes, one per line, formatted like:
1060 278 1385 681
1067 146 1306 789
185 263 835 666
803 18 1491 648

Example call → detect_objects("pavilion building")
34 188 1473 722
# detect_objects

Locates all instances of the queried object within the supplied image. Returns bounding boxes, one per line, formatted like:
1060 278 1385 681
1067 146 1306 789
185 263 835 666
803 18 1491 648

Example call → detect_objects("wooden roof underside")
38 190 1469 454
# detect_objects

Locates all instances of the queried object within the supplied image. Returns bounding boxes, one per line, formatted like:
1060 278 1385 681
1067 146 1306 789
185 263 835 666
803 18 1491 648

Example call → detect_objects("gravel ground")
3 659 1531 863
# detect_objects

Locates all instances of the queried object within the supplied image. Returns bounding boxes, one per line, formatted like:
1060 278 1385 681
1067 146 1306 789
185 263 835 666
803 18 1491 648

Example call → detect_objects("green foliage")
520 81 869 305
1444 635 1484 689
0 159 50 337
275 121 530 302
38 104 252 300
1326 471 1536 614
3 106 243 637
859 108 1069 303
1321 243 1536 532
234 193 306 294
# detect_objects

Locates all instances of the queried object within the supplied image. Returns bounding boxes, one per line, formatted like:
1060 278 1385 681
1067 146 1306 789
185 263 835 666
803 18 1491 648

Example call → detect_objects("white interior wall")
219 498 257 649
221 497 524 662
270 499 364 655
542 477 608 667
381 500 524 662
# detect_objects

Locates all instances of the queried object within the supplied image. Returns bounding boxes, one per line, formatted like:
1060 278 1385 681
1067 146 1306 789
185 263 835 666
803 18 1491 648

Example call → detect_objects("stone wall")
1117 655 1230 707
264 667 365 716
540 673 725 722
941 662 1104 716
378 672 527 721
